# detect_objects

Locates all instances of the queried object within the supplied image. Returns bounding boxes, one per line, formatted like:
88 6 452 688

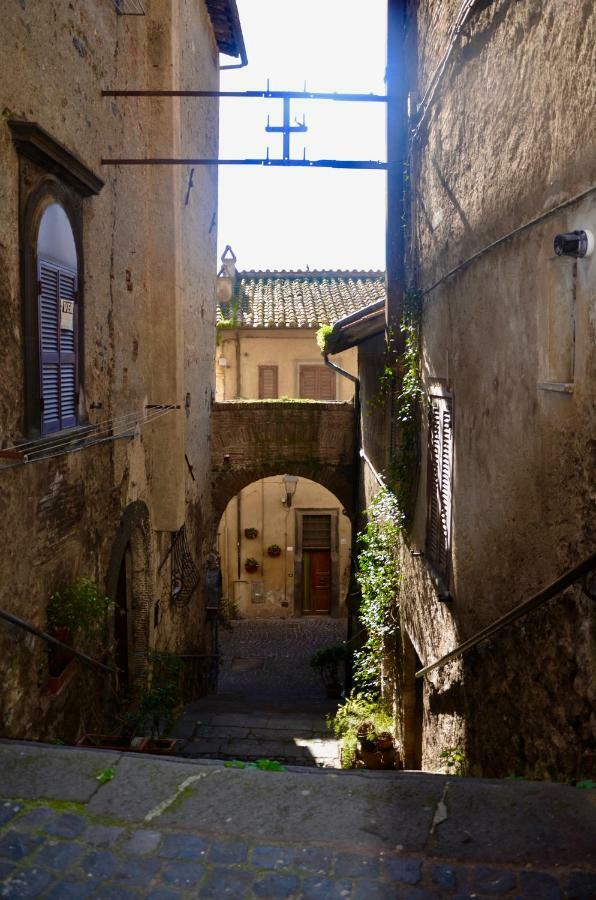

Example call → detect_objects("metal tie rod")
102 89 387 101
101 157 388 169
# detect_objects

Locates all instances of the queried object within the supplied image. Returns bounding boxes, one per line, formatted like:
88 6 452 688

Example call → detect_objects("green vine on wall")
354 488 403 697
353 287 423 697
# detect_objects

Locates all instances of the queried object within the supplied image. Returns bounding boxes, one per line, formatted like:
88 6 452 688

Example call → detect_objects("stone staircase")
0 739 594 898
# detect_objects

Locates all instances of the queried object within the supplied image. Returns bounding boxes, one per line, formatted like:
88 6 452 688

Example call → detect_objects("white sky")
217 0 387 273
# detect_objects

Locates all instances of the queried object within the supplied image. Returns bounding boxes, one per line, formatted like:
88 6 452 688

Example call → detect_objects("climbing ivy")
353 287 423 696
353 488 403 697
389 287 424 516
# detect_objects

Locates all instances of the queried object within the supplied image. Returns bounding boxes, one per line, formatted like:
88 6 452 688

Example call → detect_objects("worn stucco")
218 475 351 619
393 0 596 777
0 0 221 739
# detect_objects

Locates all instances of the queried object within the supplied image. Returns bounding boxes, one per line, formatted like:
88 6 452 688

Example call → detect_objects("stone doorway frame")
294 508 340 617
106 501 153 693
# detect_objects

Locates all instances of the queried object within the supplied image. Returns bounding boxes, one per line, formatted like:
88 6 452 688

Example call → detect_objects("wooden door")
309 550 331 614
114 547 131 693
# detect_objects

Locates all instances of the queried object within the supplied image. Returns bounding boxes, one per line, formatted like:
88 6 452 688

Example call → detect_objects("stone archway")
210 400 356 532
106 500 153 692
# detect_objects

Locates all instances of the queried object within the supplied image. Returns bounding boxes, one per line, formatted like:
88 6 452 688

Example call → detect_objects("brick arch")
210 401 356 530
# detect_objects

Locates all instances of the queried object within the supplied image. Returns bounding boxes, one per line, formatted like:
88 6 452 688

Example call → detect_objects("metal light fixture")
282 474 299 507
216 245 237 303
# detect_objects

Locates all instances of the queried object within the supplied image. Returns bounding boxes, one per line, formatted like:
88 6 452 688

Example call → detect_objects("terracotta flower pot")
376 732 394 752
46 658 77 696
76 734 146 752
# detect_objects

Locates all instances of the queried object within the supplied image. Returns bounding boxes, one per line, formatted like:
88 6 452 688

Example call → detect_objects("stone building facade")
0 1 245 740
333 0 595 779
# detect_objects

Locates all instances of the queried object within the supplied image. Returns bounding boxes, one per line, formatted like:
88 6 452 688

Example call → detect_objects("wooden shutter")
302 514 331 549
299 365 336 400
38 257 78 434
258 365 278 399
426 395 453 577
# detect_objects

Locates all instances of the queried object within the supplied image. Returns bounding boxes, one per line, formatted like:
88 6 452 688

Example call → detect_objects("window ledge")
537 382 574 394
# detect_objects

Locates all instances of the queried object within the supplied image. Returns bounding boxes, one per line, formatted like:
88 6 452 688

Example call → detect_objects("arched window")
36 202 79 433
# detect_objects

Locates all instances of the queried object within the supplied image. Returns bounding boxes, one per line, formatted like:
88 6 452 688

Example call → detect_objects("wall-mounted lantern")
216 245 237 303
282 474 299 507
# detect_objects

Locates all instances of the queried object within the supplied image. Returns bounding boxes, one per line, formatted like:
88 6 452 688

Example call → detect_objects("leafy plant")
316 324 333 353
575 779 596 790
224 758 285 772
439 746 468 776
125 650 185 740
94 766 116 784
244 557 259 572
47 577 113 642
328 693 394 769
354 488 403 697
267 544 282 556
310 644 349 686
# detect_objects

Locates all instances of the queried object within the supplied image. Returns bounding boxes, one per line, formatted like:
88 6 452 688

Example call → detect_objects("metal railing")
0 607 117 676
415 552 596 678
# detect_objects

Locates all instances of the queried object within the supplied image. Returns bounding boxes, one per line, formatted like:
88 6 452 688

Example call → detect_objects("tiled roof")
217 270 386 329
204 0 246 61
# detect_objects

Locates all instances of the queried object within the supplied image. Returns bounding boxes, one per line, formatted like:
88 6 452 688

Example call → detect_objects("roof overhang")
204 0 247 64
325 299 386 354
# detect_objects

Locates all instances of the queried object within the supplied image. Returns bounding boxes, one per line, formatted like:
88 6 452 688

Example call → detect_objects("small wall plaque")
60 298 74 331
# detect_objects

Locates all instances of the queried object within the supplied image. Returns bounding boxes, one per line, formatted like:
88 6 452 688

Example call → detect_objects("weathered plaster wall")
216 330 357 402
0 0 219 740
397 0 596 777
218 476 351 619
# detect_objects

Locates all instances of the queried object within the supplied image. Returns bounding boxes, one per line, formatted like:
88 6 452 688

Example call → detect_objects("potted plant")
245 557 259 573
310 644 349 699
78 650 183 755
46 577 112 694
267 544 282 557
244 527 258 539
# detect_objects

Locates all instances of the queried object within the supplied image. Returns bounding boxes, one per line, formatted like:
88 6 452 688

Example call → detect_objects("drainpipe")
386 0 409 343
324 353 361 692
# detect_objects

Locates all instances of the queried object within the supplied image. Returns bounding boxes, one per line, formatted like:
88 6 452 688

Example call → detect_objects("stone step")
0 740 594 899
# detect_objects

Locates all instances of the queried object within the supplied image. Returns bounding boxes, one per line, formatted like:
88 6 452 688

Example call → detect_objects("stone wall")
387 0 596 777
0 1 220 740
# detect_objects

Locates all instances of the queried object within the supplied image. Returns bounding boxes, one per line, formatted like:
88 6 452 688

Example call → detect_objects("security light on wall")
554 229 594 258
282 475 299 507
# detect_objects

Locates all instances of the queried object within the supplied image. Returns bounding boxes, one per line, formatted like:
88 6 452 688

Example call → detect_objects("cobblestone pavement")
174 619 346 766
1 798 595 899
0 742 594 899
216 618 347 702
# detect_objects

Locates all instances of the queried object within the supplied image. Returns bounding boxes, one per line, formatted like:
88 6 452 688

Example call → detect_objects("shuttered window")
299 365 336 400
258 365 278 399
302 514 331 549
38 257 78 434
426 394 453 579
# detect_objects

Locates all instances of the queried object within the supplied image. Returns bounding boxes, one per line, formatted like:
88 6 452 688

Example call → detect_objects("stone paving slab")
0 743 595 898
0 742 120 804
428 777 596 866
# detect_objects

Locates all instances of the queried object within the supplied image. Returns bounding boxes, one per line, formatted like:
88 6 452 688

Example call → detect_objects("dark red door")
309 550 331 614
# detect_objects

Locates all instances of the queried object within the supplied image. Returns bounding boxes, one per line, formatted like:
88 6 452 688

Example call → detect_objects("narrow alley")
1 0 596 897
174 619 345 767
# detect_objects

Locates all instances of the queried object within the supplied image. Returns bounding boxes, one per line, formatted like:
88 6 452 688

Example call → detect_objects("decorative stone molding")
8 120 104 197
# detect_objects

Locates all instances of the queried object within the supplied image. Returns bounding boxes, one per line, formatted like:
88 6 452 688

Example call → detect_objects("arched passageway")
217 475 352 620
210 400 356 531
